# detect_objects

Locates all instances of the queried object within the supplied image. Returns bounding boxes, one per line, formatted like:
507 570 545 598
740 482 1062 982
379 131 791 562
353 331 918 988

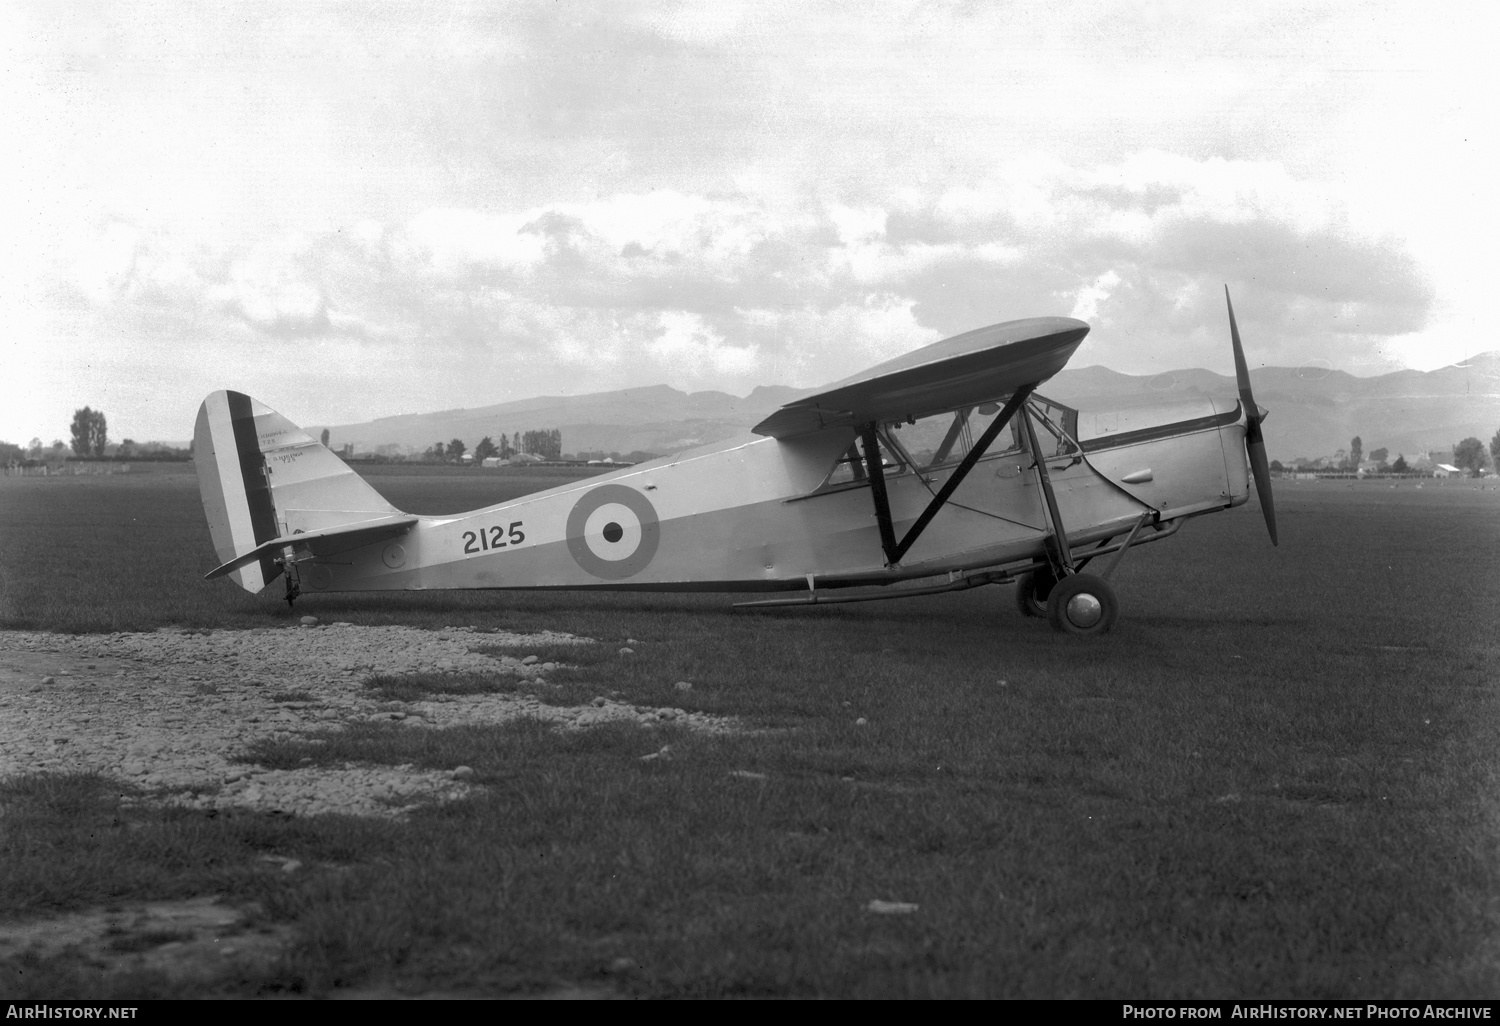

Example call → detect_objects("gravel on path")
0 623 733 818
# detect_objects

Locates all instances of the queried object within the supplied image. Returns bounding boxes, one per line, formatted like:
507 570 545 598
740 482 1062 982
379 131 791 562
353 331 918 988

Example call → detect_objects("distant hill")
317 384 809 458
317 353 1500 465
1040 351 1500 463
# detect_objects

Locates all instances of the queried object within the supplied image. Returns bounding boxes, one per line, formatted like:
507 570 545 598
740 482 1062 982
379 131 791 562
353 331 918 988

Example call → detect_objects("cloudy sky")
3 0 1495 443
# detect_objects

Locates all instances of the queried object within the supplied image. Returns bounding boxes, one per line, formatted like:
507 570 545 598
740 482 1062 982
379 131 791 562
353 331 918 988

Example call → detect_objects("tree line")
3 407 192 465
1456 433 1499 477
1273 431 1500 477
421 429 563 463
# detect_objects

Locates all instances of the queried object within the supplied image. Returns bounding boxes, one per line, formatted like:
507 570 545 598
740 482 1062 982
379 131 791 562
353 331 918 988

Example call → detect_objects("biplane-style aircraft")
195 289 1277 635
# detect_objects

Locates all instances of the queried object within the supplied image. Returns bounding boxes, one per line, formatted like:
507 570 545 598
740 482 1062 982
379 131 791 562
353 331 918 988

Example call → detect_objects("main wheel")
1014 568 1056 618
1046 573 1119 636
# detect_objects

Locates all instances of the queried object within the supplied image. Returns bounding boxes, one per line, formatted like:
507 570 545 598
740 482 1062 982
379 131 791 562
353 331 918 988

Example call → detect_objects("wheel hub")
1065 592 1103 628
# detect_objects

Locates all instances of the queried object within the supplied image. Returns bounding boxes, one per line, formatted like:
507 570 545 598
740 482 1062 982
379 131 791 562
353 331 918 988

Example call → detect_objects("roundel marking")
566 484 660 580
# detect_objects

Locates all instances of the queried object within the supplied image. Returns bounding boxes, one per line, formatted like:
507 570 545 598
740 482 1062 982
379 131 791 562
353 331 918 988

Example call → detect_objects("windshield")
886 403 1024 472
1027 395 1080 458
815 393 1081 491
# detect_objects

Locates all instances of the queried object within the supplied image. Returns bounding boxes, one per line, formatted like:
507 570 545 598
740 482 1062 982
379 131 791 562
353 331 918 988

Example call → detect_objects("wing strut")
1019 403 1076 575
860 385 1036 566
857 422 899 561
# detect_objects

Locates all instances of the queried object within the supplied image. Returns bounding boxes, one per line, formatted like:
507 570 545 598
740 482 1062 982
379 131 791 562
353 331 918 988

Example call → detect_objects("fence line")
3 463 137 477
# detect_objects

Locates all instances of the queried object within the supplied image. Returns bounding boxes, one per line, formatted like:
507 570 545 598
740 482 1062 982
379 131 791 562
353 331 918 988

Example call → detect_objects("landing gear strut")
1015 405 1149 635
283 565 301 608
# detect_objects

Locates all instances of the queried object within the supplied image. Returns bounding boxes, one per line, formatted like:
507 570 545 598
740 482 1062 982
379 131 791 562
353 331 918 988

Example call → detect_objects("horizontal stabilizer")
753 317 1088 439
204 515 418 580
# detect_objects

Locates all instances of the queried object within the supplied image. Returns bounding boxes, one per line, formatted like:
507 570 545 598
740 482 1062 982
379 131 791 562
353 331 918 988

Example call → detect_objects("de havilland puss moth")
195 289 1277 636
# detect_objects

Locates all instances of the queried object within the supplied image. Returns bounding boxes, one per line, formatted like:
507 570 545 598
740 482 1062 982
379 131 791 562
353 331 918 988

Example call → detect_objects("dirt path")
0 622 725 816
0 623 726 996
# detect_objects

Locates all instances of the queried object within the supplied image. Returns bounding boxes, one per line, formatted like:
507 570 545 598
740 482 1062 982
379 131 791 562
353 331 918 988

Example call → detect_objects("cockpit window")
823 435 904 488
815 393 1081 493
886 402 1024 472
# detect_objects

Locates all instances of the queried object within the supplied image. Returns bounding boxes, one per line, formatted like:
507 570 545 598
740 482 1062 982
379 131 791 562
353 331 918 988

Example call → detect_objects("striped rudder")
194 391 401 593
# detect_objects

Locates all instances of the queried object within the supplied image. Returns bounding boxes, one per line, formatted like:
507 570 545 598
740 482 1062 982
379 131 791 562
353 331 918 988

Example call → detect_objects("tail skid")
194 391 407 593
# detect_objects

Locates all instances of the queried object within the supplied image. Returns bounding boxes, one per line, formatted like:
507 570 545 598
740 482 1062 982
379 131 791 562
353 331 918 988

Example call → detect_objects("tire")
1014 567 1056 618
1046 573 1119 636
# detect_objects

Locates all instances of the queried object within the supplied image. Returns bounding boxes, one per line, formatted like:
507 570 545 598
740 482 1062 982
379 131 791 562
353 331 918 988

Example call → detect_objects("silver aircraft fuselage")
275 394 1250 596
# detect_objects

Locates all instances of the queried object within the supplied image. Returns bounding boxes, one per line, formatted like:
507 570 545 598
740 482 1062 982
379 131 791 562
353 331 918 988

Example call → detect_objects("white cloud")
770 297 941 385
558 191 720 253
828 204 886 247
405 209 547 271
215 237 329 336
648 310 760 378
71 222 143 306
2 0 1485 441
642 0 787 44
15 153 1436 439
1071 270 1121 323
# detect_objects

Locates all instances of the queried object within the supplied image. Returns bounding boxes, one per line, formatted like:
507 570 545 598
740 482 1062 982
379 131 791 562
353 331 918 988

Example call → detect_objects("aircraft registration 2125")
194 289 1276 636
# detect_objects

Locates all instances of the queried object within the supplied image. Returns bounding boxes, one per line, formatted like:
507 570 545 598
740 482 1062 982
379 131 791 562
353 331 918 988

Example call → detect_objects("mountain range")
317 351 1500 465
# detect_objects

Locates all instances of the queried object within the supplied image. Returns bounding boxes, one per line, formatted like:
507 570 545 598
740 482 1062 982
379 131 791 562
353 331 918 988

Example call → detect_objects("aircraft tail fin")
194 390 403 593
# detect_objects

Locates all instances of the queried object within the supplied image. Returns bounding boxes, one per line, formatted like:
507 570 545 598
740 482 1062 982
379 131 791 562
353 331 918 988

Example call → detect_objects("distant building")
1414 450 1451 472
1433 463 1462 478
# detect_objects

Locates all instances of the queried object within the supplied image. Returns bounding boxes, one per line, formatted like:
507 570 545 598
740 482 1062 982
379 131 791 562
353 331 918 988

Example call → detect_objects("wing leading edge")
752 316 1090 440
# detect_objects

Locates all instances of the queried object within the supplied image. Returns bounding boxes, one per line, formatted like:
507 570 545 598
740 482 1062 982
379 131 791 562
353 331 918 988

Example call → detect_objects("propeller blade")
1226 285 1278 546
1225 285 1257 422
1246 422 1279 546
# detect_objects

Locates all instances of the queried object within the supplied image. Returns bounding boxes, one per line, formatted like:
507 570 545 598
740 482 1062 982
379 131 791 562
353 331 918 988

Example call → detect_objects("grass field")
2 468 1498 997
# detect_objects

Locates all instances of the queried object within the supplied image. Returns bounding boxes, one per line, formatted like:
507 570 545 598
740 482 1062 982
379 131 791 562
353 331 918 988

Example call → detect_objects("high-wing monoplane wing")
751 317 1089 439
